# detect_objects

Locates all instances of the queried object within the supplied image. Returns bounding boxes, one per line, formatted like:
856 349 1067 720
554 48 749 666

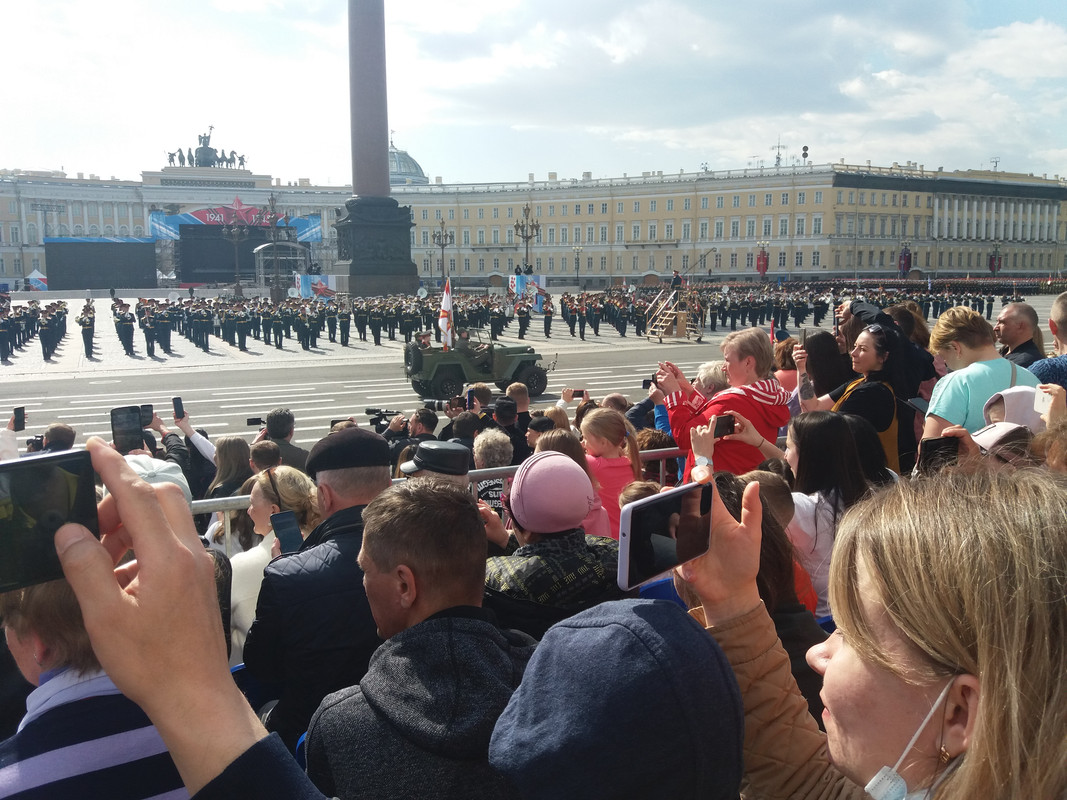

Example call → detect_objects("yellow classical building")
1 151 1065 292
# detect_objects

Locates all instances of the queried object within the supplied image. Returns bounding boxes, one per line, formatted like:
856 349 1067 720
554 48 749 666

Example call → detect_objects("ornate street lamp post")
572 245 583 288
513 203 541 275
220 222 251 297
989 239 1003 277
262 193 290 304
432 219 454 288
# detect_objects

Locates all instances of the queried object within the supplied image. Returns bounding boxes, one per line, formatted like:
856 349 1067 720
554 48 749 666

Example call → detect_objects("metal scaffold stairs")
645 289 704 343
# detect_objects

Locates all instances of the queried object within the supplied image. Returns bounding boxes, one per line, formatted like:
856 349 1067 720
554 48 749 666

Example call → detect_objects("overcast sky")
4 0 1066 187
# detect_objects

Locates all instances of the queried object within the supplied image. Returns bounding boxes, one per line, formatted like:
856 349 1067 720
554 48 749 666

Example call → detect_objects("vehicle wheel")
517 364 548 396
412 380 432 397
495 380 511 393
431 368 464 400
404 342 423 376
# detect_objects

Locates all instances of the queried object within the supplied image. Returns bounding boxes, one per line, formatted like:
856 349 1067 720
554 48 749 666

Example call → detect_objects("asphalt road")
3 303 720 453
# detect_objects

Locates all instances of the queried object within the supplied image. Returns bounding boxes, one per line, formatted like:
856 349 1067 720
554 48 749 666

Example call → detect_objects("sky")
4 0 1066 187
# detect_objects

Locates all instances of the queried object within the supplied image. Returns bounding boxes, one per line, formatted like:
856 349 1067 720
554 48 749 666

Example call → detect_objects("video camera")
423 398 465 413
365 407 402 434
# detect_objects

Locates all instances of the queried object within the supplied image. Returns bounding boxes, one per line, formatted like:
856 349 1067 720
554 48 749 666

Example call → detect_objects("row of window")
0 257 30 275
421 248 1067 275
417 191 832 222
421 246 1066 274
833 213 1061 243
838 190 928 208
0 223 146 243
417 216 826 247
4 200 142 218
419 248 829 274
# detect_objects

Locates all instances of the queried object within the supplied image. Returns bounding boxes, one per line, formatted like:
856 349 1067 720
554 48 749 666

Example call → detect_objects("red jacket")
666 379 792 479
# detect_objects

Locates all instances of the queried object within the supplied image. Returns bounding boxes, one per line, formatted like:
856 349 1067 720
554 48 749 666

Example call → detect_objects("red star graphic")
223 196 263 225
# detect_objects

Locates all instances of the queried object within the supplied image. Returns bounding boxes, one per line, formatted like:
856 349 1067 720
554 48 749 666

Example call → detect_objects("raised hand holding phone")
674 473 764 626
53 438 267 794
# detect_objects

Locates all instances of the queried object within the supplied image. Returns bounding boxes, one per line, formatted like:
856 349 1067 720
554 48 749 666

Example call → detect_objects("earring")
939 745 951 764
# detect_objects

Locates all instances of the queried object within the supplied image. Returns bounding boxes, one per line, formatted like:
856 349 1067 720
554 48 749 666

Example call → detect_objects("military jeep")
404 329 553 398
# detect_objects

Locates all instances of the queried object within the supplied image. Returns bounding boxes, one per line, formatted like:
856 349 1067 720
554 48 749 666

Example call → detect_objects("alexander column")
334 0 418 296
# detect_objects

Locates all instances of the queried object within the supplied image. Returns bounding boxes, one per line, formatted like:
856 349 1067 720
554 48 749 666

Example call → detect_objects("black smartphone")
0 449 100 592
917 437 959 475
466 388 475 410
570 389 586 396
13 407 25 433
111 406 144 455
642 375 660 390
139 404 154 428
712 415 735 438
271 510 303 554
799 328 807 347
172 397 185 420
617 481 712 591
247 417 265 427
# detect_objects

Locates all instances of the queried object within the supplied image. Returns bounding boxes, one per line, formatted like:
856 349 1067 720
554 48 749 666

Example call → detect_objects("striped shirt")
0 669 187 799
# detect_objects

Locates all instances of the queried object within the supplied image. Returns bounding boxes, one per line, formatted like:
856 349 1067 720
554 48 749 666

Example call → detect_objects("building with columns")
2 152 1065 292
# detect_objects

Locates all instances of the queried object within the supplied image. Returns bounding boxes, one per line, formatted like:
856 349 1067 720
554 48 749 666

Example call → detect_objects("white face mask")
865 680 954 800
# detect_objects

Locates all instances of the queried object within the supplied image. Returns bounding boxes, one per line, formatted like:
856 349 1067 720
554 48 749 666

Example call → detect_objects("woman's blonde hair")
1032 418 1067 473
831 470 1067 800
535 429 599 489
0 580 98 675
542 405 570 430
580 408 642 481
253 465 320 534
928 306 995 353
207 435 252 496
721 327 774 379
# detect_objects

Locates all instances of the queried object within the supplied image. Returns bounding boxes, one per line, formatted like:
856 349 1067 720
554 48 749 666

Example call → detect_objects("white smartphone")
617 481 711 591
1034 388 1054 416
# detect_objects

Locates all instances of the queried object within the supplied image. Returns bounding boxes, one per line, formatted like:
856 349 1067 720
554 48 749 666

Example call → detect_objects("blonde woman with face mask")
678 439 1067 800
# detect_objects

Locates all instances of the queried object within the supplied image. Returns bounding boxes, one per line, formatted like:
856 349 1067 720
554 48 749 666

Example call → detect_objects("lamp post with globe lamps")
432 219 454 288
514 203 541 275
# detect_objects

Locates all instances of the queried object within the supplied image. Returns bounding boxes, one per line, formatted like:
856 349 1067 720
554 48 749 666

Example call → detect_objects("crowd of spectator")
2 289 1067 799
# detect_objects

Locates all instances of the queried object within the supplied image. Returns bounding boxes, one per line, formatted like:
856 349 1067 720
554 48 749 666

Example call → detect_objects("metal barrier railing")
191 446 687 557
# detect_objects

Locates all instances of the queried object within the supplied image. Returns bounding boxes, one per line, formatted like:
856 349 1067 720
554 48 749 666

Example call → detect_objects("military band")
0 278 1048 368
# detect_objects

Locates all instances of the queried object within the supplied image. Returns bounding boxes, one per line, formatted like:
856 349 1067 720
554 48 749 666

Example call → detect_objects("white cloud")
3 0 1065 185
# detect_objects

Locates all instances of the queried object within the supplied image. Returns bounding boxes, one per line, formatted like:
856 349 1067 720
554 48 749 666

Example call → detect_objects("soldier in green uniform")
115 302 136 356
76 302 95 359
369 303 384 346
338 301 351 346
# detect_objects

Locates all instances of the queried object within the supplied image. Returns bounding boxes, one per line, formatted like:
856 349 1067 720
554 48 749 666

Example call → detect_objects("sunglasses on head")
266 467 286 511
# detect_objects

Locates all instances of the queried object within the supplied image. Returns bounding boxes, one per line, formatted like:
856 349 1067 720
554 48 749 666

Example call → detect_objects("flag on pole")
438 278 454 350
